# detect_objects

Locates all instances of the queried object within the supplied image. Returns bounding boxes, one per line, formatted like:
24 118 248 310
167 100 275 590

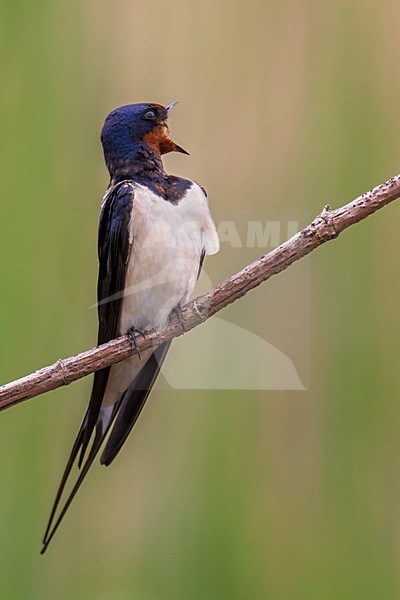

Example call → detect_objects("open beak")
165 100 189 155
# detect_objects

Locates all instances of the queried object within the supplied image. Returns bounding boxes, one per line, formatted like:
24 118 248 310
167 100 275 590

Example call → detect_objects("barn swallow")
41 102 219 553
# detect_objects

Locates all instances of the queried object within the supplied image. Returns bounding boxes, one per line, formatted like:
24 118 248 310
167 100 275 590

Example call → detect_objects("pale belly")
101 181 219 407
118 189 204 334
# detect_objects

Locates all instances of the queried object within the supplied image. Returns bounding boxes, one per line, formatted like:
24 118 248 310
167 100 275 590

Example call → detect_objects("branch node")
192 300 207 323
315 205 339 242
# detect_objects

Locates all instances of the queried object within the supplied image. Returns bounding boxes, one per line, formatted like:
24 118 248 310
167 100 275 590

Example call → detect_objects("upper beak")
166 100 179 115
165 100 189 155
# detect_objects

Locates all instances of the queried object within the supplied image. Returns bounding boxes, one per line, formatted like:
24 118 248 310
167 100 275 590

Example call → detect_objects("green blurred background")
1 1 400 598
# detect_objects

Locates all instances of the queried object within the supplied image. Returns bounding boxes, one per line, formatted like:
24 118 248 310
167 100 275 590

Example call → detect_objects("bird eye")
143 109 157 120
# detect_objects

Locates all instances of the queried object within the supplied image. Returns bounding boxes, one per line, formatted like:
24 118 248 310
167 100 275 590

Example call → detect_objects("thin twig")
1 172 400 411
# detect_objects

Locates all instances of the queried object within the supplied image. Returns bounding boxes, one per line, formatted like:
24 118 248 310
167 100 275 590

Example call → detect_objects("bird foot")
126 326 146 359
170 305 186 333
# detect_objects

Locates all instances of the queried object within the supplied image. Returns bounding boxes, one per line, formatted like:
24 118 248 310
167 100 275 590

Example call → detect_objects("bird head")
101 102 188 170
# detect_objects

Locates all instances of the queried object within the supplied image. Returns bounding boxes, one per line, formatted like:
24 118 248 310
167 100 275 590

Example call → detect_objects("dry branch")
1 172 400 411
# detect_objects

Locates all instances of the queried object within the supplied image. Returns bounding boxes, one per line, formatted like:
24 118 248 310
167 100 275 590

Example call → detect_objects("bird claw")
126 327 146 359
170 305 186 333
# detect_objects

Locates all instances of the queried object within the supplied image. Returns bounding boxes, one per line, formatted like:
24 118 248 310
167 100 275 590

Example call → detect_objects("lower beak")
173 143 190 155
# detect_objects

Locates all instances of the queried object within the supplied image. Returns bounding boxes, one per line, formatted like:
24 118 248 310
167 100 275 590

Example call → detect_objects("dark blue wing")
80 181 134 456
41 181 134 553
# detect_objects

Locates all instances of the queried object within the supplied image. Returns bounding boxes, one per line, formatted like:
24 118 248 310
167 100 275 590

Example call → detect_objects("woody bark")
1 172 400 411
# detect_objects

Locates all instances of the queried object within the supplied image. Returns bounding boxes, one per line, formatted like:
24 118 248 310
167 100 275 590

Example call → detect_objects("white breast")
118 182 219 333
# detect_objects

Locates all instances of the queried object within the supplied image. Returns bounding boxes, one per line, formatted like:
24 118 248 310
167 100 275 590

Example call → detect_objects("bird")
41 101 220 553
